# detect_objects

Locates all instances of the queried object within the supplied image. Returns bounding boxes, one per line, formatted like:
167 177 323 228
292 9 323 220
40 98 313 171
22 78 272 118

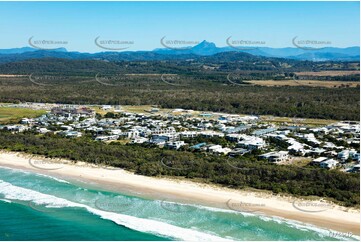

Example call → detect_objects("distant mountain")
0 47 36 54
0 42 359 63
191 40 219 55
0 47 67 55
289 52 360 62
0 50 198 64
273 47 360 61
154 40 223 56
154 41 359 61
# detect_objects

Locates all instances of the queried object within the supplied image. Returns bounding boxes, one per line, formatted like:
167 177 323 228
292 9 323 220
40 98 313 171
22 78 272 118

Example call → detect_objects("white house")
337 150 350 161
123 129 140 139
237 136 266 150
110 129 122 135
131 137 149 144
101 105 112 110
259 151 289 163
311 157 328 164
200 131 225 138
165 141 186 150
95 135 119 141
180 131 198 138
320 159 338 169
38 128 50 134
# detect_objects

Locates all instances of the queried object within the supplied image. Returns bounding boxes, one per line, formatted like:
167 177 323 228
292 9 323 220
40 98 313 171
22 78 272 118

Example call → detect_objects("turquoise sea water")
0 166 358 241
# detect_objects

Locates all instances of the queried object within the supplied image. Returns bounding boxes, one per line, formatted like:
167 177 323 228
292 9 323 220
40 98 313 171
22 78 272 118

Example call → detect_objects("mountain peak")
190 40 219 55
194 40 217 49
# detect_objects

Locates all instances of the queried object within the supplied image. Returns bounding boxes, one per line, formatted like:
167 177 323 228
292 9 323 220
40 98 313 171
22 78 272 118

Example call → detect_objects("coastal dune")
0 151 359 236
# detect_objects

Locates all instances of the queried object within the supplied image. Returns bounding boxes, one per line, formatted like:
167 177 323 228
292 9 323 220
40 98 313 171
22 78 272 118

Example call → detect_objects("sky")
0 1 359 52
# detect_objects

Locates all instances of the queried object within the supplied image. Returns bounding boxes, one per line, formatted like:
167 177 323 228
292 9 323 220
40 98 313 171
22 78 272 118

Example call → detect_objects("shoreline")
0 151 359 236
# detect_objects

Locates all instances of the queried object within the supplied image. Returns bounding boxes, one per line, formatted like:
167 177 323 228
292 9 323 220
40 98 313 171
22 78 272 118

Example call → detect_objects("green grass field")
260 115 336 126
0 107 46 124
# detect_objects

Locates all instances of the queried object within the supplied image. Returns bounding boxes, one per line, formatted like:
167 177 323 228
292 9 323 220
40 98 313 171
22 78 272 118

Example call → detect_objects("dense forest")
0 130 359 207
0 55 359 77
0 75 359 120
0 55 359 120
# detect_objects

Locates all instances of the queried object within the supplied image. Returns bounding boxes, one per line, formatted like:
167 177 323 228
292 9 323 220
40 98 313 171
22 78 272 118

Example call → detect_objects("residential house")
337 150 350 161
259 151 289 163
165 141 186 150
320 159 338 169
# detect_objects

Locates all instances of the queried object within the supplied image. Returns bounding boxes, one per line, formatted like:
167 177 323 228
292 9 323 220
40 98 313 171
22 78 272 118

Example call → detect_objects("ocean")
0 166 358 241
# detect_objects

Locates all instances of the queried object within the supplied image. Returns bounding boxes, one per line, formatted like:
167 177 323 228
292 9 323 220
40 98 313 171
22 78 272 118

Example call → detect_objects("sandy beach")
0 151 359 235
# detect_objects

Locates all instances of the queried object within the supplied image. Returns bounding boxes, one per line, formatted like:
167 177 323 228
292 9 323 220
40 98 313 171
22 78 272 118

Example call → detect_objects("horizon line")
2 44 360 54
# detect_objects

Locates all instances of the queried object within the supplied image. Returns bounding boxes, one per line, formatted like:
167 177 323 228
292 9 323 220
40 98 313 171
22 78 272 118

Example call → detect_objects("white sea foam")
0 180 232 241
34 173 70 184
0 165 30 174
161 199 359 240
0 166 70 184
257 214 360 241
161 199 258 216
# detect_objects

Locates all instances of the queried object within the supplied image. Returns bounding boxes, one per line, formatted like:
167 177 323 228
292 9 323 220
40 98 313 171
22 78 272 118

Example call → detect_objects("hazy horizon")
2 39 361 54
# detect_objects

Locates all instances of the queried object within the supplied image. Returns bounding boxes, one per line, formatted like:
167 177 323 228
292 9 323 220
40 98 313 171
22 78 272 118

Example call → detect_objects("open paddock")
0 107 46 124
294 71 359 76
246 80 359 88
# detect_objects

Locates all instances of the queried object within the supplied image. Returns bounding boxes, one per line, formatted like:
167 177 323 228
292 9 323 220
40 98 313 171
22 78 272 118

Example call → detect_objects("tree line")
0 130 359 207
